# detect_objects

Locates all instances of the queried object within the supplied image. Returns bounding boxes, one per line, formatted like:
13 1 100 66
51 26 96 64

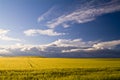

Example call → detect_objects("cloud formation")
93 40 120 49
0 39 120 57
0 29 20 41
38 0 120 28
24 29 65 36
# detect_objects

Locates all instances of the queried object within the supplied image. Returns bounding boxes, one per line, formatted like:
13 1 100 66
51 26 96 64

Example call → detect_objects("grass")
0 57 120 80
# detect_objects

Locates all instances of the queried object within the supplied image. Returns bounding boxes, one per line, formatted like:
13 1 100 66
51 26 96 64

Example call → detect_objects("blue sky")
0 0 120 57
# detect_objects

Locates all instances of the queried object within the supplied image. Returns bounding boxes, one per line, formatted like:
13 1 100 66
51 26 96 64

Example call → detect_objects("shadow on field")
0 67 120 80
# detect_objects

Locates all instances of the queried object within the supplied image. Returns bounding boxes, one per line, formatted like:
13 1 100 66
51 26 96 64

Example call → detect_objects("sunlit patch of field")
0 57 120 80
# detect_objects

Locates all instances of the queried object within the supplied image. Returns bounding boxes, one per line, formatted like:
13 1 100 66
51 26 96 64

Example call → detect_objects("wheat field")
0 57 120 80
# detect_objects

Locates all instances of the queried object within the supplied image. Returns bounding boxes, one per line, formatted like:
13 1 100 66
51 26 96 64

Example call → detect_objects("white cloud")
62 48 97 53
62 49 82 53
93 40 120 49
0 29 9 35
0 39 120 57
47 39 92 47
0 29 20 41
0 49 9 54
24 29 65 36
62 24 70 28
38 7 56 22
38 0 120 28
0 39 93 55
62 40 120 53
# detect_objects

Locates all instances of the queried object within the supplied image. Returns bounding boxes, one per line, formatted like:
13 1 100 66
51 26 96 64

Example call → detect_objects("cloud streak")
24 29 65 36
38 0 120 28
0 29 20 41
93 40 120 49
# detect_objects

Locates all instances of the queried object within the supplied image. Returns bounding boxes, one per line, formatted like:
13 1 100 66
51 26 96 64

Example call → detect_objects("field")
0 57 120 80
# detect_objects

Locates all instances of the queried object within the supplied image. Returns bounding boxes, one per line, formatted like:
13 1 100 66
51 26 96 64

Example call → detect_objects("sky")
0 0 120 57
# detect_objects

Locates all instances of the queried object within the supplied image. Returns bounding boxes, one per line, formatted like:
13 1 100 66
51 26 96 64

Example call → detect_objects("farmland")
0 57 120 80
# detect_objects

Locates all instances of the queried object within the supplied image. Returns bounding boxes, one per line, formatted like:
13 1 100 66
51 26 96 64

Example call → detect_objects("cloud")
62 48 96 53
62 40 120 53
39 39 95 53
24 29 65 36
0 29 20 41
41 39 120 53
0 39 93 56
93 40 120 49
0 49 9 54
38 0 120 28
46 39 93 47
0 39 120 57
38 7 56 22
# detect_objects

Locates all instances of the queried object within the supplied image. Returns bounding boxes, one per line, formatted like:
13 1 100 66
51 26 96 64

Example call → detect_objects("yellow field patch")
0 57 120 70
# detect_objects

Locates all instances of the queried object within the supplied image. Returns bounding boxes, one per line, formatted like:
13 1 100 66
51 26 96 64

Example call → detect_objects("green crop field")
0 57 120 80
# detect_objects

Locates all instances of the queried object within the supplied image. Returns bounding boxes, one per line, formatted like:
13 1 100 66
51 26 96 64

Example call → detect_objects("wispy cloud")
0 29 20 41
93 40 120 49
38 0 120 28
38 7 56 22
46 39 93 47
24 29 65 36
